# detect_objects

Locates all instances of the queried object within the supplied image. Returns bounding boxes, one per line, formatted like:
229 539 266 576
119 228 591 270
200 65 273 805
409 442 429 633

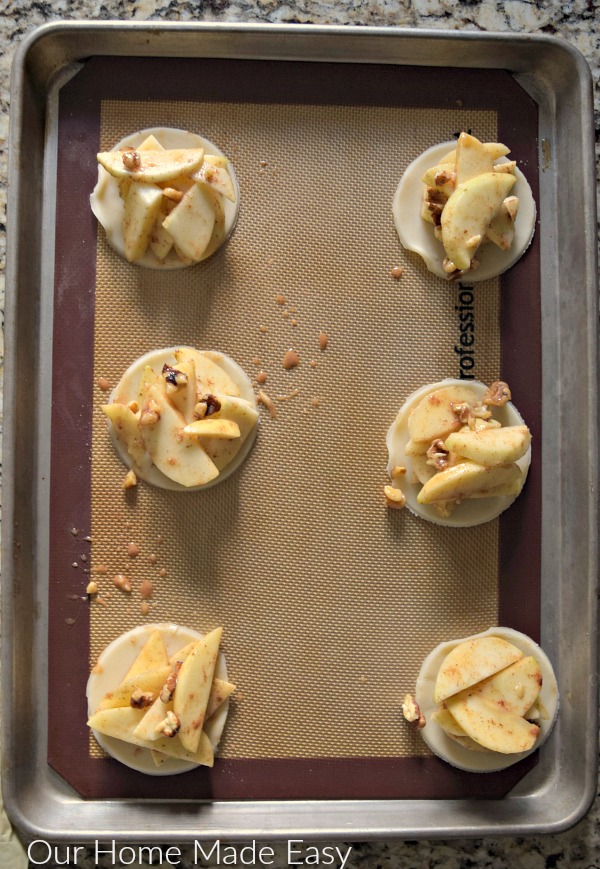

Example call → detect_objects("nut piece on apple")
86 623 235 776
408 627 559 772
392 132 536 281
102 346 258 491
91 127 239 269
385 379 532 527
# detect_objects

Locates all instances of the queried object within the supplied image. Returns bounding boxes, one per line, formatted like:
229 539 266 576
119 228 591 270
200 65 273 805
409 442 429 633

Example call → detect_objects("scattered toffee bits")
251 356 261 366
318 332 329 351
140 601 150 616
390 266 404 280
282 349 300 370
256 371 268 385
158 568 167 578
259 325 268 334
311 398 321 408
139 580 154 600
309 360 318 369
258 389 277 419
290 319 299 327
275 293 286 305
127 542 140 558
95 564 108 575
97 377 112 392
113 574 132 593
148 553 158 564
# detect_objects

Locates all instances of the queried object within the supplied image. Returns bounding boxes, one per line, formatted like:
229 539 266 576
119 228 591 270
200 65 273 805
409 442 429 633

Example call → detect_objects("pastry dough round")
90 127 239 268
106 346 258 491
87 623 230 776
386 379 531 527
393 141 536 281
415 627 559 773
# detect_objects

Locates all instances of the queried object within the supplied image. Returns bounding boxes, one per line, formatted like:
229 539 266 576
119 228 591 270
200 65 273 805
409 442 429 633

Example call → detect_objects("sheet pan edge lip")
10 19 595 78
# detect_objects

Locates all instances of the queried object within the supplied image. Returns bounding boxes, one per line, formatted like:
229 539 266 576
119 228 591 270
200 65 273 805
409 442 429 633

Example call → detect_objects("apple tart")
103 347 259 490
90 127 239 267
393 132 536 281
385 379 531 526
87 623 234 775
405 627 559 772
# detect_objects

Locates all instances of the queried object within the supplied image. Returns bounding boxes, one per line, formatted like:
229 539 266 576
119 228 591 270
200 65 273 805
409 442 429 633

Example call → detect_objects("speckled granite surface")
1 1 599 867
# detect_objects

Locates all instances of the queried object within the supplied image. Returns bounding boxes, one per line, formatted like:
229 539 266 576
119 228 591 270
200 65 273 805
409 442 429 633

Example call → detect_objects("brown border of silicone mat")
48 56 541 801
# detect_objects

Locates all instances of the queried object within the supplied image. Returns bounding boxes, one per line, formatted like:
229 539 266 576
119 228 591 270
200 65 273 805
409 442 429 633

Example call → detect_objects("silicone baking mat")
48 57 541 800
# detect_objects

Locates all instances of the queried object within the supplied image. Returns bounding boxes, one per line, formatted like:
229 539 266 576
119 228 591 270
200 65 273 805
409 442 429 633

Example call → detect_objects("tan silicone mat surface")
90 100 500 759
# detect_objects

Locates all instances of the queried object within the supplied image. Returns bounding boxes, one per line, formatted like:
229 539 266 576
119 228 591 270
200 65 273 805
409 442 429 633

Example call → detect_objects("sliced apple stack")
392 134 536 281
103 346 258 490
385 379 532 526
91 127 238 268
411 627 559 772
87 626 235 774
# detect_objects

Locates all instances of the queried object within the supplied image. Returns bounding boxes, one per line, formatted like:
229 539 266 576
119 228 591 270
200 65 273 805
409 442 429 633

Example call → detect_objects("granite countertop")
1 1 599 867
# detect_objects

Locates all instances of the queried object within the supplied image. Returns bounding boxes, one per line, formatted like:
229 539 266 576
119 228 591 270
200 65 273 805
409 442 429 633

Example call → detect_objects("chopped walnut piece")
384 485 406 510
195 394 221 417
160 669 179 703
402 694 426 729
140 399 161 426
162 364 188 393
482 380 511 407
130 689 154 709
157 710 180 738
122 150 141 171
426 439 451 471
123 470 138 489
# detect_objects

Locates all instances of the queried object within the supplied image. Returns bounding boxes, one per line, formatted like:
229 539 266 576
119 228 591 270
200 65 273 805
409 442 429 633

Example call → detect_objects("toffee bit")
113 573 132 593
258 389 277 419
251 356 261 366
159 568 167 578
318 331 329 351
148 554 158 564
259 325 268 334
72 562 79 569
65 618 76 627
275 293 286 305
276 389 301 402
256 371 268 384
390 266 404 280
311 398 321 408
282 349 300 370
309 360 318 368
97 377 112 392
95 564 108 575
70 527 79 536
140 601 150 616
127 542 140 558
139 579 154 600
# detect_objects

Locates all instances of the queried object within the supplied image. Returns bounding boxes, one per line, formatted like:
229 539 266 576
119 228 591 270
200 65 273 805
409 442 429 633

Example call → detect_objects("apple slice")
102 402 146 469
140 382 219 488
444 425 531 467
407 385 479 444
434 636 523 703
174 348 241 398
162 183 216 262
439 142 510 164
417 460 522 504
96 666 172 711
431 706 466 737
454 132 495 185
198 395 259 471
441 172 517 270
470 655 542 716
199 188 226 261
97 149 205 183
192 156 236 202
133 695 172 742
88 706 214 766
446 693 540 754
149 198 175 261
174 628 223 754
124 630 169 680
183 419 241 439
123 182 164 262
486 198 518 250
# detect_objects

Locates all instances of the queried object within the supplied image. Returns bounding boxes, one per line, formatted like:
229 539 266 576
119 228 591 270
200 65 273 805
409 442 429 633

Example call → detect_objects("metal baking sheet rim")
3 22 598 841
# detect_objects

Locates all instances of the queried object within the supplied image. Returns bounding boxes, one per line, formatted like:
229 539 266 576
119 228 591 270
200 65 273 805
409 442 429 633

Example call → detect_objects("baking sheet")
3 22 598 840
